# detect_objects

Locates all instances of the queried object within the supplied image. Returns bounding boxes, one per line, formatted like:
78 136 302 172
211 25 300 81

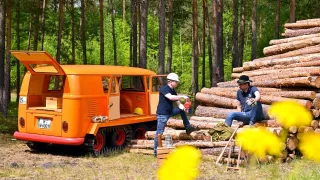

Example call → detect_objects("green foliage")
0 102 18 134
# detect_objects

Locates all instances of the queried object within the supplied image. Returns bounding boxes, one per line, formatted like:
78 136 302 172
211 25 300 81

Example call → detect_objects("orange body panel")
12 51 160 145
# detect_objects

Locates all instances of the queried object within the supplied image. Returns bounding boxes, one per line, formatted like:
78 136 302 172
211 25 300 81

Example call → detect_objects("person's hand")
182 95 189 100
246 98 256 106
178 104 185 111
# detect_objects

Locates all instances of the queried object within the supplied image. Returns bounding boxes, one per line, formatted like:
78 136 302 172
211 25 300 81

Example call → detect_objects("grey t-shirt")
237 86 264 117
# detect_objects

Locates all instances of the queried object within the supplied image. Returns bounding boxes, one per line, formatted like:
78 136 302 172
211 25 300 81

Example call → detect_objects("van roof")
32 65 157 76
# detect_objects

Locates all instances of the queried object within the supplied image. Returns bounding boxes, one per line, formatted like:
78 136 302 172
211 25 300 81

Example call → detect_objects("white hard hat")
167 73 180 82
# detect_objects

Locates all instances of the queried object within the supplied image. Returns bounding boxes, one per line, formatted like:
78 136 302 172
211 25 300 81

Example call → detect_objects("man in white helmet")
153 73 198 157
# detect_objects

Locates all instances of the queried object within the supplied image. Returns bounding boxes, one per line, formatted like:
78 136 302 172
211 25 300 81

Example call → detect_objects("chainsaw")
184 98 192 114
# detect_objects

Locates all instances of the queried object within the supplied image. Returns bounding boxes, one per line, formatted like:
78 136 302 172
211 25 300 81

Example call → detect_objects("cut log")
166 118 241 130
284 22 320 29
269 33 320 45
251 77 320 89
204 155 246 165
195 105 270 120
284 27 320 37
287 136 299 151
127 148 154 155
312 109 320 118
314 128 320 134
256 120 281 127
174 141 228 148
311 120 319 129
201 147 237 156
233 67 244 73
304 127 315 133
145 129 210 141
298 126 306 133
272 59 320 70
289 126 298 134
195 93 238 108
189 116 226 122
263 37 320 56
313 97 320 109
297 19 320 23
244 53 320 70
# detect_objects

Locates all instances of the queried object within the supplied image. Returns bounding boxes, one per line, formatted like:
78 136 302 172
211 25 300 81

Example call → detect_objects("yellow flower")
235 127 283 158
157 146 201 180
268 101 312 128
299 132 320 162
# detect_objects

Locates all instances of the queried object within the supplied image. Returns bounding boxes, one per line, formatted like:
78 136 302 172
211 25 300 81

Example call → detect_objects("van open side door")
149 75 166 115
11 51 65 75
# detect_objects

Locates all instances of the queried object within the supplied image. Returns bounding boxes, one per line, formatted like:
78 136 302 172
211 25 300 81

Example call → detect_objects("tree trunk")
275 0 280 39
238 0 245 67
312 109 320 118
27 15 32 51
0 2 4 112
81 0 87 64
56 0 63 64
165 0 172 73
217 0 223 82
192 0 199 97
201 0 206 88
139 0 148 68
158 0 165 77
40 0 46 50
204 0 213 86
3 2 11 117
33 0 40 51
131 0 137 67
99 0 104 65
71 0 75 64
123 0 126 34
110 0 117 65
263 37 320 56
283 27 320 37
231 0 238 68
16 0 20 103
289 0 295 23
211 0 218 86
251 0 257 60
196 93 238 108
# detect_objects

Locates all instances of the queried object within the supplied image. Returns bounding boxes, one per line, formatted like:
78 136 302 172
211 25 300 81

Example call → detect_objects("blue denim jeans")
153 108 191 156
225 104 264 127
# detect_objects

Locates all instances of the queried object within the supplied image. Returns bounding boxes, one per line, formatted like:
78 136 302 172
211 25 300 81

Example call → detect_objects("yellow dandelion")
299 132 320 162
157 146 201 180
268 101 312 128
235 127 283 158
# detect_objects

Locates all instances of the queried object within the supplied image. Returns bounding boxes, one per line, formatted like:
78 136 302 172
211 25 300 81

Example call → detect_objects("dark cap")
237 75 252 84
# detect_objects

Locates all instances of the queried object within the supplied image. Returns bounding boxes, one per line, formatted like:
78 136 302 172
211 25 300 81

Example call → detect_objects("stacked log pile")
127 19 320 164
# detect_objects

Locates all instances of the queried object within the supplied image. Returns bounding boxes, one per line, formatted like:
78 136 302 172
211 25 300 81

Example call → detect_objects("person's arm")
253 91 261 102
164 93 188 101
236 100 241 112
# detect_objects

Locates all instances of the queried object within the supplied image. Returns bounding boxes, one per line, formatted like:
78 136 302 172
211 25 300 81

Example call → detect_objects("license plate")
38 119 51 129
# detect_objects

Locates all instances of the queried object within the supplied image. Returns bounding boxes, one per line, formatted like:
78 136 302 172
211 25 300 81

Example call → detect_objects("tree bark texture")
238 0 245 67
202 0 206 88
3 3 11 117
56 0 63 64
166 0 173 73
289 0 295 23
275 0 280 39
16 0 21 103
192 0 199 95
158 0 165 75
81 0 87 64
40 0 46 50
110 0 117 65
284 27 320 37
131 0 137 67
33 0 40 51
71 0 75 64
0 1 5 111
231 0 239 68
99 0 104 65
270 33 320 45
251 0 257 60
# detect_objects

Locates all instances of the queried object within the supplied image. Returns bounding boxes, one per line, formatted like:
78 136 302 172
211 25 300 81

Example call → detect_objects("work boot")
186 126 200 135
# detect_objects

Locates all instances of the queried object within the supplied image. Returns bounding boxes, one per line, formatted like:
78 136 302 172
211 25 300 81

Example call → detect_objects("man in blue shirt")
225 75 264 127
153 73 198 156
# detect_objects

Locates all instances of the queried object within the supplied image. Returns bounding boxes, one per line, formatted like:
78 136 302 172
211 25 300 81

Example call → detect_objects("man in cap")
153 73 198 156
225 75 264 127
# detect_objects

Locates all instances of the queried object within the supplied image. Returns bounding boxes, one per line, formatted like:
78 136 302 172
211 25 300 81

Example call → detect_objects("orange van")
12 51 163 156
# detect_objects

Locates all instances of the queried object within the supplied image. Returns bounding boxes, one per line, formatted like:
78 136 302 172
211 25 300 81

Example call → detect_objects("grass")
1 135 320 180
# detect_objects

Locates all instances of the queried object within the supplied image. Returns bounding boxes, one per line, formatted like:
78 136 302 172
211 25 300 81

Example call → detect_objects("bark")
145 129 210 140
40 0 46 50
158 0 165 75
202 0 206 88
285 22 320 29
130 139 228 148
211 0 218 86
238 0 245 67
166 0 172 73
284 27 320 37
251 77 320 89
189 116 226 123
110 0 117 65
244 53 320 70
263 37 320 56
289 126 297 134
231 0 238 68
122 0 126 33
312 109 320 118
168 118 240 129
16 0 20 103
81 0 87 64
275 0 280 39
232 67 244 73
313 96 320 109
311 120 319 129
192 0 199 95
297 19 320 23
56 0 63 64
99 0 104 65
131 0 137 67
251 0 257 60
3 2 10 117
33 0 40 50
289 0 295 23
27 15 32 51
139 0 147 68
270 33 320 45
217 0 223 82
204 0 213 86
315 128 320 134
0 2 4 112
71 0 75 64
196 93 238 108
287 136 298 151
304 126 314 133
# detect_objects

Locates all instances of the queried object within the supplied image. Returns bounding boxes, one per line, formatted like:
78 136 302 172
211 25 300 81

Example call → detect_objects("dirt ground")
1 134 320 180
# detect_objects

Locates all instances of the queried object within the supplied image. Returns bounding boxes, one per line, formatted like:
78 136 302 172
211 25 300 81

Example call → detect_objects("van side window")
102 77 110 93
48 76 64 91
121 76 144 92
152 77 161 92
